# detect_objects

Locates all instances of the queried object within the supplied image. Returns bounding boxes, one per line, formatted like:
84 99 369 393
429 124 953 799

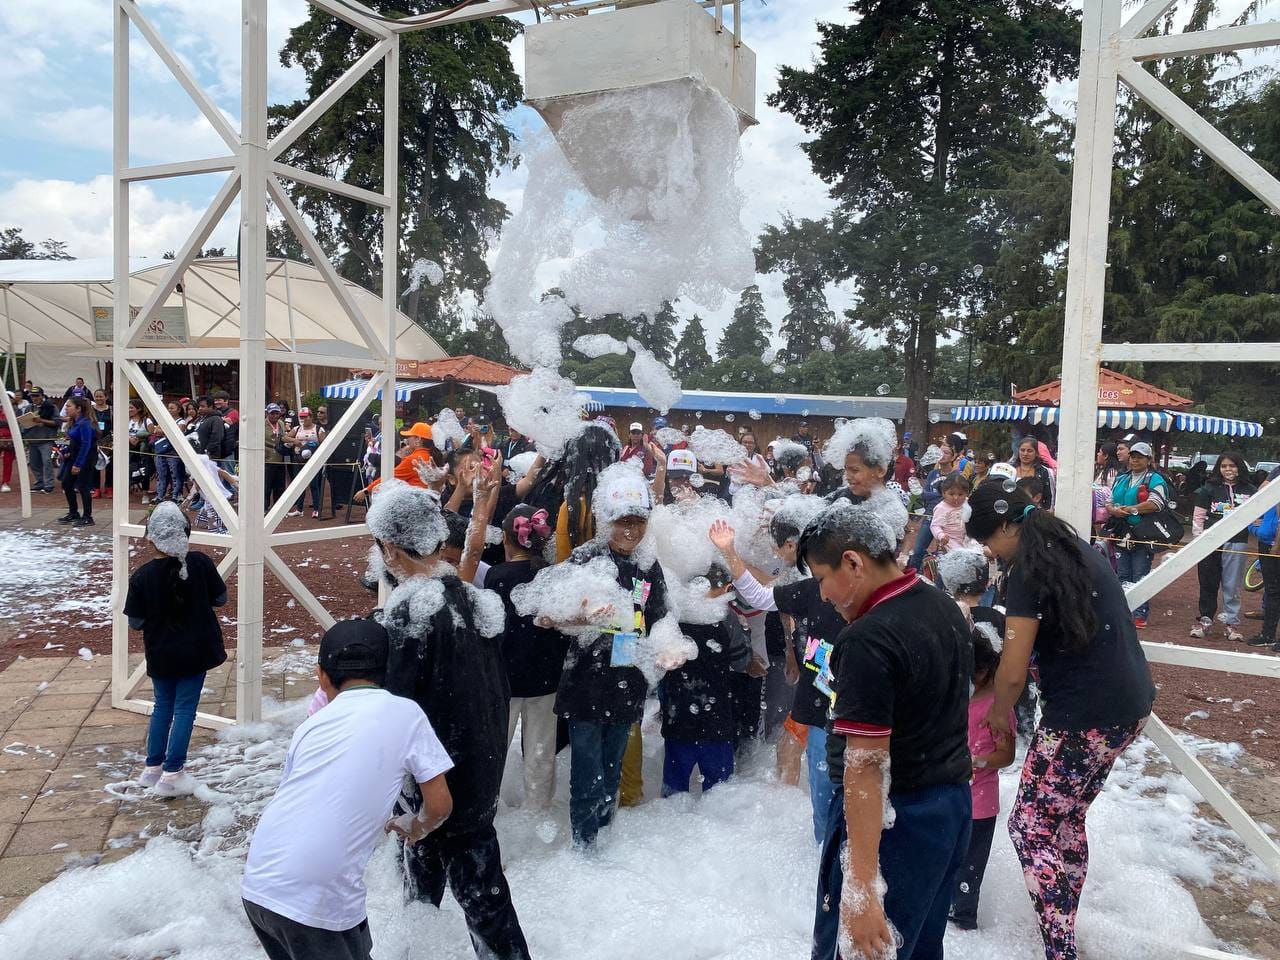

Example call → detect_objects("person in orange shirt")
355 423 441 502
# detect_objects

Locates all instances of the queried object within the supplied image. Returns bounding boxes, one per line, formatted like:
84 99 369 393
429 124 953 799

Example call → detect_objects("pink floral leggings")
1008 717 1147 960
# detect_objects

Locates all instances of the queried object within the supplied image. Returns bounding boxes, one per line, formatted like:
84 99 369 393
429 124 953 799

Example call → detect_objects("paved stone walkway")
0 648 313 921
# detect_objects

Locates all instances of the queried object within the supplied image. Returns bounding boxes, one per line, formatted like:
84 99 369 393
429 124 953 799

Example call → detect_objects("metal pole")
236 0 269 724
284 258 304 412
111 0 133 708
2 285 31 518
381 40 399 498
1055 0 1121 534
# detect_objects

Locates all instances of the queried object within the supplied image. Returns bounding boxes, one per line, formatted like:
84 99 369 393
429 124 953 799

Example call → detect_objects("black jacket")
195 414 226 460
554 542 669 724
382 576 510 833
659 618 748 743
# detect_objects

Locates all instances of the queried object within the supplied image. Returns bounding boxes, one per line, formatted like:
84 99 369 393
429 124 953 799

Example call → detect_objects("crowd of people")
120 405 1180 960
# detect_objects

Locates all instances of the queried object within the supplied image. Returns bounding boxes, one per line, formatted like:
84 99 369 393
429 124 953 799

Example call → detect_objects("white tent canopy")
0 256 446 359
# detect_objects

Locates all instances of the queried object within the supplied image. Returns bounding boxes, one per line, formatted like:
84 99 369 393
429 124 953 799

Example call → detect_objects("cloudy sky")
0 1 1261 348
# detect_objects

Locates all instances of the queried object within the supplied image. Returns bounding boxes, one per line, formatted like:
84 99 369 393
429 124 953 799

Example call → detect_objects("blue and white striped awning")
951 405 1030 423
580 398 606 413
1171 412 1264 438
1031 407 1174 430
321 378 441 401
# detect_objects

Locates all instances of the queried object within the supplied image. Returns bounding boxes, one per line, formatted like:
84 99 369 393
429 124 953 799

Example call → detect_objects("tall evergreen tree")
0 228 74 260
672 315 713 379
717 284 771 360
269 2 522 341
634 301 679 364
778 284 835 365
762 1 1079 439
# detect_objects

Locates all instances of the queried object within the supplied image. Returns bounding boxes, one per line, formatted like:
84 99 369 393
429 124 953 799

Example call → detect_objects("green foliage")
761 0 1080 438
672 315 712 379
0 227 73 260
269 1 522 338
717 285 771 360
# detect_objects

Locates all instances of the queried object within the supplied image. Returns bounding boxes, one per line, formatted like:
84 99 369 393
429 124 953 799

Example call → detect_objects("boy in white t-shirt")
241 619 454 960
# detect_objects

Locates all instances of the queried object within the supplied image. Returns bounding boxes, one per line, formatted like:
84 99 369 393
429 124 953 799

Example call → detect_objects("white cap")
988 462 1017 481
667 449 697 474
629 422 644 432
1129 441 1154 458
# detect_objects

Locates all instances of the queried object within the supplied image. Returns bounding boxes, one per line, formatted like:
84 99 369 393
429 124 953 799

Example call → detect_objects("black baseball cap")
319 618 389 678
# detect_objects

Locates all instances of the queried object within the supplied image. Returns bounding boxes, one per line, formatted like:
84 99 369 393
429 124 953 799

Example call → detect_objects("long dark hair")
1094 442 1120 483
1210 451 1252 489
528 422 619 550
66 396 98 437
966 481 1098 654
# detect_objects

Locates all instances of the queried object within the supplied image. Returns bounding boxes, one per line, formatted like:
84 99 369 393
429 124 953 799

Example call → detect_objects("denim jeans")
661 740 734 796
146 672 206 771
27 440 54 490
568 720 631 846
805 725 836 845
908 520 935 572
154 455 184 499
1114 544 1153 620
814 783 971 960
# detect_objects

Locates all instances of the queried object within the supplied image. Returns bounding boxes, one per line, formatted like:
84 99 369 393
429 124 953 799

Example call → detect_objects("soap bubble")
408 258 444 291
876 384 890 396
819 336 835 352
1002 478 1017 493
801 409 809 416
972 358 983 367
1269 417 1277 426
1217 254 1228 262
770 363 786 374
774 396 786 406
689 473 705 488
928 412 940 424
748 409 761 420
971 264 984 278
721 375 730 383
695 411 703 420
761 347 776 363
724 413 735 423
994 499 1009 515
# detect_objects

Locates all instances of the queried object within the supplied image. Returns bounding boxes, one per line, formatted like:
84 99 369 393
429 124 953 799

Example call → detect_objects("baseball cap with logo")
667 449 698 475
629 422 644 433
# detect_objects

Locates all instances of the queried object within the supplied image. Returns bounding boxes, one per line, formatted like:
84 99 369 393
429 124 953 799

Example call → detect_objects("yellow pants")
619 722 643 806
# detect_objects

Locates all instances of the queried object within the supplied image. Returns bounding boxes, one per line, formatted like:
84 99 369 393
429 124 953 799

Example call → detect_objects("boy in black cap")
242 619 454 960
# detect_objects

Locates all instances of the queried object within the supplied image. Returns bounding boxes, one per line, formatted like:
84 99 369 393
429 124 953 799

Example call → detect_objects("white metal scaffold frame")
1057 3 1280 954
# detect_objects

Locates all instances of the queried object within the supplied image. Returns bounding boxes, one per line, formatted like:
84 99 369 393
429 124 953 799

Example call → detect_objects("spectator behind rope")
965 482 1154 960
58 396 99 528
1190 451 1256 643
1013 436 1055 510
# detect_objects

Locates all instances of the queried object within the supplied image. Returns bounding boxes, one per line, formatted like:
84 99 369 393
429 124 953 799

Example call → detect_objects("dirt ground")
1 494 1277 761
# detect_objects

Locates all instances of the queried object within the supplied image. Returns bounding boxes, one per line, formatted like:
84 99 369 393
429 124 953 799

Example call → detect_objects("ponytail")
967 480 1098 653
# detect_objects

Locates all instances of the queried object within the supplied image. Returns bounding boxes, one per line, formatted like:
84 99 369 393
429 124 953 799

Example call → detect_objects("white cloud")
33 105 235 164
0 174 240 260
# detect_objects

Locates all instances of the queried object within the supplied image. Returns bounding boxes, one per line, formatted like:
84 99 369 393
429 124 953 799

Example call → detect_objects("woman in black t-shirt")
484 503 567 811
123 502 228 797
966 482 1154 960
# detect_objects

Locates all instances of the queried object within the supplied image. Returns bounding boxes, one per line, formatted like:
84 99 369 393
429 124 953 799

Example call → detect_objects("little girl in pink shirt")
931 473 977 553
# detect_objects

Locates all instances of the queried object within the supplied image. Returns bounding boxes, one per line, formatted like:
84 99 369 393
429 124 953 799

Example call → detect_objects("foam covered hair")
366 480 449 557
146 501 191 579
592 460 653 523
823 417 897 470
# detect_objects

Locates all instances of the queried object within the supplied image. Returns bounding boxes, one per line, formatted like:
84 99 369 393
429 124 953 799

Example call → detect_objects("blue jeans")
813 783 971 960
154 455 184 499
661 740 734 796
1115 543 1153 619
568 720 632 846
805 725 836 845
908 520 934 572
146 673 206 772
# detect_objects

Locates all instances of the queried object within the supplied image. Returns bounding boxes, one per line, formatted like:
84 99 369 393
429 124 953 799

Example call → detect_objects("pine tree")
778 285 835 365
717 285 771 360
634 301 678 365
762 0 1079 439
270 2 522 338
0 228 74 260
672 315 712 379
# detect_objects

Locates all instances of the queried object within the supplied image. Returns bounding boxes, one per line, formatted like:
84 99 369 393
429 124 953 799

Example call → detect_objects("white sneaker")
1189 619 1211 639
153 769 198 797
1 484 9 492
286 509 303 518
138 765 163 788
1226 625 1244 643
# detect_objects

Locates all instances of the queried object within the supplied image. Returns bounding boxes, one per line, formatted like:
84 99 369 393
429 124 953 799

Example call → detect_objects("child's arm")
930 508 949 545
307 687 329 716
386 773 453 844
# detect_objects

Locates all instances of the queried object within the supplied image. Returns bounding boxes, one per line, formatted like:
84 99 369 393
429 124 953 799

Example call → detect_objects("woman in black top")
123 502 228 796
1190 451 1256 642
484 503 567 810
966 482 1154 960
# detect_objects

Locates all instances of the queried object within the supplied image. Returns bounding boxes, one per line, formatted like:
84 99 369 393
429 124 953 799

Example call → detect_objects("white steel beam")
121 1 241 152
268 37 393 160
1142 642 1280 680
237 0 270 725
269 523 370 547
121 347 238 362
307 0 395 39
272 161 392 209
381 40 399 505
1145 715 1280 878
266 175 389 359
264 548 338 631
1125 478 1280 608
1100 341 1280 363
120 156 239 182
1117 0 1178 40
1119 63 1280 215
1127 21 1280 61
0 380 31 520
123 172 242 347
264 348 388 369
1055 0 1122 534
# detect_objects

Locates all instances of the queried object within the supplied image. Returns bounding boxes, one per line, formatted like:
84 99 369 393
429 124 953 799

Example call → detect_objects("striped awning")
950 405 1031 423
321 378 441 401
1171 412 1264 438
580 398 606 413
1031 408 1174 430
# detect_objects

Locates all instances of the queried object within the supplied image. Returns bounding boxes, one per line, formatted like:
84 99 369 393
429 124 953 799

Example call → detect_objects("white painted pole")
236 0 269 724
381 40 399 496
111 0 134 708
283 258 304 413
2 285 31 518
1055 0 1121 535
